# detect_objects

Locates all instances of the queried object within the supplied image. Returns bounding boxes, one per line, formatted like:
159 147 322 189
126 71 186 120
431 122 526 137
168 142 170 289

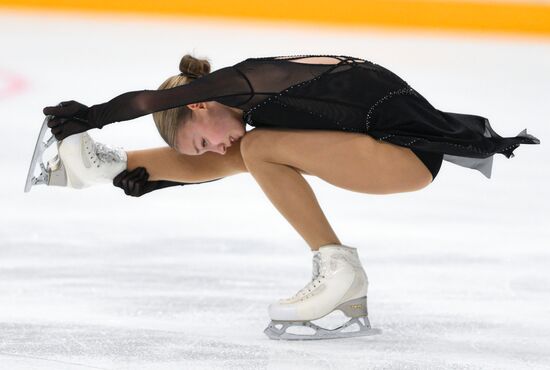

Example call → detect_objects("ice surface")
0 8 549 370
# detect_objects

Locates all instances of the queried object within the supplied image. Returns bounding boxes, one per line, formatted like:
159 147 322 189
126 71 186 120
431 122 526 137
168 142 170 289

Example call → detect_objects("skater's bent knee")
240 129 310 175
240 129 268 160
239 129 274 169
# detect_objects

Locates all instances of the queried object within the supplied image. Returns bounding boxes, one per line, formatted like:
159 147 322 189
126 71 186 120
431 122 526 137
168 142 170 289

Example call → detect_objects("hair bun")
179 54 211 79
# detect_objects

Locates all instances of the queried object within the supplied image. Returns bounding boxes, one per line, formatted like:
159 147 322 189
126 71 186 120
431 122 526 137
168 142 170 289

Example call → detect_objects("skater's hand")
113 167 158 197
113 167 188 197
43 100 96 141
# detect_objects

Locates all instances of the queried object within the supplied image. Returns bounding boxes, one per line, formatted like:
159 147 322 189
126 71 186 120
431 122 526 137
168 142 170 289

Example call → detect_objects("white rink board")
0 9 550 370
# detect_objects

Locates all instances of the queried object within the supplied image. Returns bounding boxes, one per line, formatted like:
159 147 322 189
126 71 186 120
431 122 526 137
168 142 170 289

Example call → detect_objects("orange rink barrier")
1 0 550 38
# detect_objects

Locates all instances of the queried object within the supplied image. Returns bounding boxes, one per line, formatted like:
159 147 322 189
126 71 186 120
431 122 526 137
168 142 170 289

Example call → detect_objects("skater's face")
174 101 246 156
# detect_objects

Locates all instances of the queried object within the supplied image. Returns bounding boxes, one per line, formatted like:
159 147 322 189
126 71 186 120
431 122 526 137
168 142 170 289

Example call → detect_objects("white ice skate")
264 244 377 340
24 117 127 192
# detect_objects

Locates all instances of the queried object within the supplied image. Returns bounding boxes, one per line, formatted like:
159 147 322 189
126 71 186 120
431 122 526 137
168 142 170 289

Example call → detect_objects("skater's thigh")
240 128 433 194
127 143 247 182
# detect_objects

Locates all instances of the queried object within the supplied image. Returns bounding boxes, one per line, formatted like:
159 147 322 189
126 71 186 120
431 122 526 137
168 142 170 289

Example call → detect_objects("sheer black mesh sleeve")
85 65 253 128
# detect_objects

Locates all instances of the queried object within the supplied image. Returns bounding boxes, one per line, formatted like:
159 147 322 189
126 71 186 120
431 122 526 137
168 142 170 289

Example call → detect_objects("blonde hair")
152 54 211 148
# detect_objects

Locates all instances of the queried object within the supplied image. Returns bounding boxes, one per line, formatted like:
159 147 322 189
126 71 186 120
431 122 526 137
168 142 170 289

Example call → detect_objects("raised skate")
24 117 127 192
264 244 378 340
24 116 59 192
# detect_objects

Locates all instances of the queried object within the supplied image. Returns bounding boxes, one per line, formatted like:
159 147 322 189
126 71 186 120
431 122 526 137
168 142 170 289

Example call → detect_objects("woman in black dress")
40 54 540 340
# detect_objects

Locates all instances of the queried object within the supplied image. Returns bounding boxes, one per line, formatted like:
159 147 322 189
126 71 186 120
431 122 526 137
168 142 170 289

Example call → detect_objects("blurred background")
0 1 549 369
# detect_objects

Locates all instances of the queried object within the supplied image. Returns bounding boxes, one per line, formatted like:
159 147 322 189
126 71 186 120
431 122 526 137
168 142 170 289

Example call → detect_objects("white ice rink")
1 8 549 370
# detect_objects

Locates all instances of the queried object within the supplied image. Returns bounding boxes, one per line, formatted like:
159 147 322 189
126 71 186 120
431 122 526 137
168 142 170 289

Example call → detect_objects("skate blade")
264 315 381 340
24 116 57 192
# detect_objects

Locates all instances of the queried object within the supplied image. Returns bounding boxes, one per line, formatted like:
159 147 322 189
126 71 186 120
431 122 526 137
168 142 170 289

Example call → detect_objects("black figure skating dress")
83 54 540 179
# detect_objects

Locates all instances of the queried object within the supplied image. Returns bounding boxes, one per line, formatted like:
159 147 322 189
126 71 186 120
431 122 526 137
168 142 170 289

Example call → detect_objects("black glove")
43 100 100 141
113 167 223 197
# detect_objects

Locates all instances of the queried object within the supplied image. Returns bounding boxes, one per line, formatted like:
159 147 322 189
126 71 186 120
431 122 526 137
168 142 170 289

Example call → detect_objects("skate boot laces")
289 253 327 300
288 248 365 300
94 141 125 165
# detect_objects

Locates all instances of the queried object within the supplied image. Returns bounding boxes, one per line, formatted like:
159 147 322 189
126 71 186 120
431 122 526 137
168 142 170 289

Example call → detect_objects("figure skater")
32 54 540 340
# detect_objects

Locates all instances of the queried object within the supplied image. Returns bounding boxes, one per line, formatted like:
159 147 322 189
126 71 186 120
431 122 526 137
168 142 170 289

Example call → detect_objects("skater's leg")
242 147 341 250
126 140 247 182
239 128 433 250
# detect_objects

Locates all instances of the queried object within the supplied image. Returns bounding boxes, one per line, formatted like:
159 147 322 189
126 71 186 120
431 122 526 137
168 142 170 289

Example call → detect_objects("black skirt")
366 86 540 179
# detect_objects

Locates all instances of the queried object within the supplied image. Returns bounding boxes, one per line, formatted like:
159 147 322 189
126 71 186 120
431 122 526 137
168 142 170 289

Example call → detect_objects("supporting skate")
264 296 374 340
24 117 127 192
264 244 379 340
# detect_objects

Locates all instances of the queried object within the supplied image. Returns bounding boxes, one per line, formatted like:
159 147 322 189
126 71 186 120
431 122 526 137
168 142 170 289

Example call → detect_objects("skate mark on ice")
0 352 110 370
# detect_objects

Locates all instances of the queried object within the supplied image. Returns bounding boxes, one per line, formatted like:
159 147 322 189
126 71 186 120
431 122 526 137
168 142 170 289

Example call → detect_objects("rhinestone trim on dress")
251 54 369 64
377 133 523 156
364 86 416 133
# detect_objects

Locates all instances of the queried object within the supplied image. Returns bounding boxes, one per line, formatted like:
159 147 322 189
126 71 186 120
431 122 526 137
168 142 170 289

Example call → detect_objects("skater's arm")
113 142 246 197
113 167 224 197
43 58 340 141
126 142 246 182
86 66 251 127
43 65 251 140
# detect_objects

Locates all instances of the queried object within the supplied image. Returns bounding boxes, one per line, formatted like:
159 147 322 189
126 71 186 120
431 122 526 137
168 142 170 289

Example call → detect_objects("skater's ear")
186 102 207 110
